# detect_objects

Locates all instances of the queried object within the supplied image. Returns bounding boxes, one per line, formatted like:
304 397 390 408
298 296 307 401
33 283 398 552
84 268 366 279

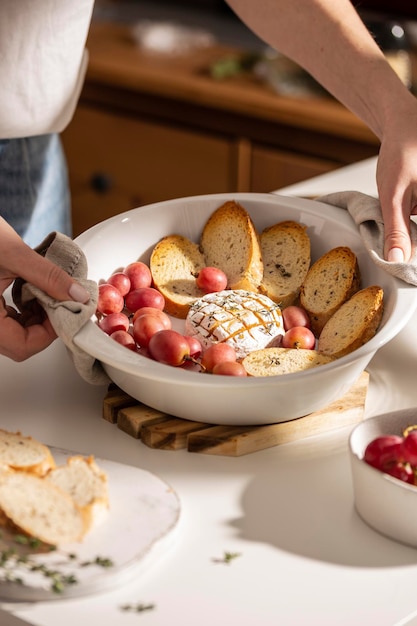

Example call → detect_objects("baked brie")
185 289 284 359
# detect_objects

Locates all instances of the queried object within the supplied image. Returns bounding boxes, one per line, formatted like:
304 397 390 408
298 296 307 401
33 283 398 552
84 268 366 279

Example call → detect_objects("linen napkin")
12 232 110 385
318 190 417 286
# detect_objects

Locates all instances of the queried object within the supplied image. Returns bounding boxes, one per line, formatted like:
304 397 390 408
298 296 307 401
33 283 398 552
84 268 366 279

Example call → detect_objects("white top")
0 0 94 138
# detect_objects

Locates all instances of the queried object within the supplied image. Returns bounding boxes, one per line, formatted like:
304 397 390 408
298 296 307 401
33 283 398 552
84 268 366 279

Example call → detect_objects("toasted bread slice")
0 429 55 477
242 347 335 376
317 285 384 358
259 220 311 307
46 455 109 532
150 234 206 318
300 246 361 335
199 201 263 292
0 469 86 545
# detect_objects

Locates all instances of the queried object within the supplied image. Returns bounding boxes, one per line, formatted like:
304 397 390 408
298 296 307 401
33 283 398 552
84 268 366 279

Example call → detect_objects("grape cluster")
96 262 246 375
364 428 417 484
96 260 316 376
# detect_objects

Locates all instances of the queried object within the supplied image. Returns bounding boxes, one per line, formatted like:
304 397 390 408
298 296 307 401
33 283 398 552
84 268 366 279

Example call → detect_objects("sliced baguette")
46 455 109 532
259 220 311 307
242 347 335 376
317 285 384 358
150 234 206 318
0 469 86 545
0 429 55 477
199 200 263 292
300 246 361 335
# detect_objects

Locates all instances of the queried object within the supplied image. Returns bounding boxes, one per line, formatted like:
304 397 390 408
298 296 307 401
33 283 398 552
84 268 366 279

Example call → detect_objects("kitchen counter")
4 157 417 626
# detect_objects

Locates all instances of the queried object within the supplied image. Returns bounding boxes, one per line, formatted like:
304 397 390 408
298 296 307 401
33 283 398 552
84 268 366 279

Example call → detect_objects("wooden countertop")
84 22 379 145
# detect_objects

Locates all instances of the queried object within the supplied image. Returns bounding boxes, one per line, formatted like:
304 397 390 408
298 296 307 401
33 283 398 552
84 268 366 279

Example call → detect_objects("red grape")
402 431 417 466
212 361 247 377
384 461 414 484
282 305 311 331
132 306 171 328
196 267 228 293
281 326 316 350
124 261 152 290
98 312 130 335
362 430 417 485
97 283 124 315
110 330 137 351
201 343 237 373
148 330 190 366
184 335 202 359
107 272 131 297
125 287 165 313
132 314 168 348
364 435 404 470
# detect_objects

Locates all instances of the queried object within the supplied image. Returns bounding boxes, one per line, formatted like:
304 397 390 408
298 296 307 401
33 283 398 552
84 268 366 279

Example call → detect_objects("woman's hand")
376 98 417 263
226 0 417 262
0 217 90 361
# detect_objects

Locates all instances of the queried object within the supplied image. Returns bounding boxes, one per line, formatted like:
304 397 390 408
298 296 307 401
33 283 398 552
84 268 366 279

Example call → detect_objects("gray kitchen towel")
12 231 110 385
318 191 417 286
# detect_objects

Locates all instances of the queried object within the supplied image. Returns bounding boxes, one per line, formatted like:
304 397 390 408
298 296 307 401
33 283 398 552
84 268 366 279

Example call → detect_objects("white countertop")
4 157 417 626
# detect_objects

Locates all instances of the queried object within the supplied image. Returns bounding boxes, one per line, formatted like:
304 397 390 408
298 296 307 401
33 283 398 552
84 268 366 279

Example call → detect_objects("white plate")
0 449 180 602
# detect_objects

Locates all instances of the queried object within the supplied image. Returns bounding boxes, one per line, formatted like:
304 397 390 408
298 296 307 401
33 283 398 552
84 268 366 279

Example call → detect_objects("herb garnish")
120 602 155 613
0 532 114 594
212 551 241 565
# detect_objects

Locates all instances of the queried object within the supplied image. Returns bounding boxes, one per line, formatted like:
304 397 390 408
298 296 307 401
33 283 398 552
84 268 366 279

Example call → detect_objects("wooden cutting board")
102 371 369 456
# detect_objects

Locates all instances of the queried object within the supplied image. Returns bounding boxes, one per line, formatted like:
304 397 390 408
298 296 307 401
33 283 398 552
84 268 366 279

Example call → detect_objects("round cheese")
185 289 284 359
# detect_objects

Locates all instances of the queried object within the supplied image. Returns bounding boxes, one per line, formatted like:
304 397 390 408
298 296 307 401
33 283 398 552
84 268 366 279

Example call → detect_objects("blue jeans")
0 134 72 248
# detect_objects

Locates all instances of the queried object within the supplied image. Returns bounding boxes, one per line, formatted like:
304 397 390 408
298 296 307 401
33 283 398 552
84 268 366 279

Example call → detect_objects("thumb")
0 217 91 304
381 199 412 263
17 244 91 304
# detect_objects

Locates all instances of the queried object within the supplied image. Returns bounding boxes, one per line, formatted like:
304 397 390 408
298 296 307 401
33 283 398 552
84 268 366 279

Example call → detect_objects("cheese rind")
185 289 284 359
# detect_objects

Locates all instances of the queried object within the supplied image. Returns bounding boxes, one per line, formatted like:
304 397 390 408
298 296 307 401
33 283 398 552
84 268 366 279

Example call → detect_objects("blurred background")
62 0 417 235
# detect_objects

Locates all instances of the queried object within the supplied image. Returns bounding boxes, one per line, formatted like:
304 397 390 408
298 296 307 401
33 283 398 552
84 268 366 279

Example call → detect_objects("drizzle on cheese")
185 289 285 359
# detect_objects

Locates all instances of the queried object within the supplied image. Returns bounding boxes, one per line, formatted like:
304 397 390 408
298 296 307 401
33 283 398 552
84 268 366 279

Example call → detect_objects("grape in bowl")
349 410 417 548
73 192 417 426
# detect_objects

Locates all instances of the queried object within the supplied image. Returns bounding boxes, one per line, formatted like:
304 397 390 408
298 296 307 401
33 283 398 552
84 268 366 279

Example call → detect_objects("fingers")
376 150 415 263
381 199 412 263
378 183 415 263
20 251 91 304
0 217 90 304
0 304 57 361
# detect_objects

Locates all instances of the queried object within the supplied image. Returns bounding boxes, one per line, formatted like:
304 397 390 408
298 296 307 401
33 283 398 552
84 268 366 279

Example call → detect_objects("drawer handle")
90 172 113 193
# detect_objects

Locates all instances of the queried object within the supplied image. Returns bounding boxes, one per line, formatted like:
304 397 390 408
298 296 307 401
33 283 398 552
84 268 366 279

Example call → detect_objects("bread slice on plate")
199 200 264 292
150 233 206 318
259 220 311 307
0 429 55 477
300 246 361 336
46 455 109 532
242 347 335 376
318 285 384 358
0 469 86 545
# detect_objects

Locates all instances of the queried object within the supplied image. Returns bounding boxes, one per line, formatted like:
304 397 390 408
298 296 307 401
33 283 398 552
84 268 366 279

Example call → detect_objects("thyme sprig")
0 532 114 594
212 551 242 565
120 602 155 613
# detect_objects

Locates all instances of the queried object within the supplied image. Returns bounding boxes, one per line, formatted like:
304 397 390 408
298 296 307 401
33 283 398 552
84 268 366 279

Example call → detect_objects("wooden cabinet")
63 106 239 235
250 145 338 193
62 22 380 235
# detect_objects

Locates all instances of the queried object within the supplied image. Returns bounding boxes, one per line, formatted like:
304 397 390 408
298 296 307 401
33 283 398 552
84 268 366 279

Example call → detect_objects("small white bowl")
73 192 417 426
349 410 417 547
